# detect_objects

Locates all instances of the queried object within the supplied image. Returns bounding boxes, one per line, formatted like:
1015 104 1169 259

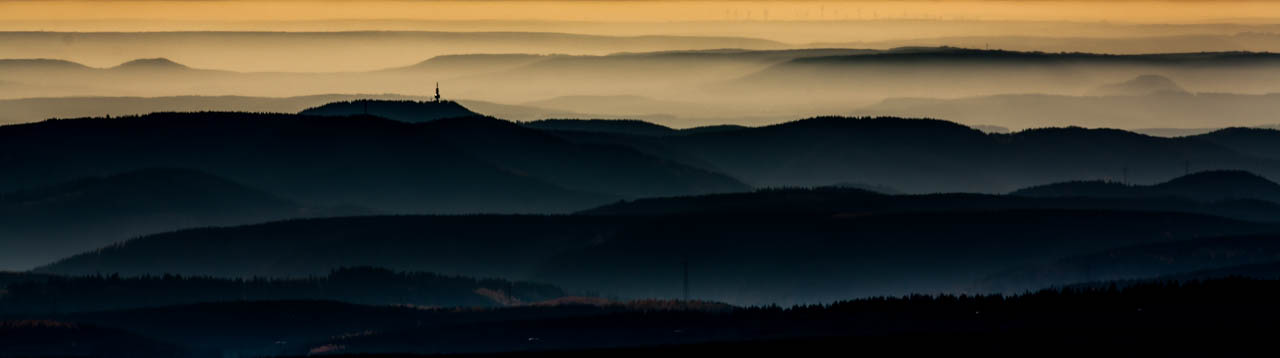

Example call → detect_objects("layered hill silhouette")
628 116 1280 192
1011 170 1280 203
730 50 1280 98
861 92 1280 130
0 320 187 358
0 109 745 215
1190 127 1280 160
10 278 1280 357
521 119 680 136
0 168 359 270
299 99 478 122
1088 74 1188 96
0 267 565 314
580 186 1280 221
0 31 788 72
0 94 599 125
981 235 1280 292
36 208 1273 305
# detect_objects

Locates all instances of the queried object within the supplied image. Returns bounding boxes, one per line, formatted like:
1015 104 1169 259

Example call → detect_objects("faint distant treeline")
0 267 565 314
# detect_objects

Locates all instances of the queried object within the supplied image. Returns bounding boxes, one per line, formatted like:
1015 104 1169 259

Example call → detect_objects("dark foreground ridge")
6 278 1279 357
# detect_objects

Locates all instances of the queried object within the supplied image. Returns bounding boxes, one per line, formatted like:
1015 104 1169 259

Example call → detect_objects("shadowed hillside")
0 320 187 358
981 235 1280 292
0 267 566 314
633 116 1280 193
1011 170 1280 203
0 111 746 214
11 278 1280 357
1190 127 1280 160
521 119 677 137
579 186 1280 221
0 168 358 270
34 209 1273 305
861 92 1280 130
300 100 478 123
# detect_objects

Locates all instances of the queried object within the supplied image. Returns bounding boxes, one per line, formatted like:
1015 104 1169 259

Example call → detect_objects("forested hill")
0 111 744 214
0 267 566 314
1012 170 1280 203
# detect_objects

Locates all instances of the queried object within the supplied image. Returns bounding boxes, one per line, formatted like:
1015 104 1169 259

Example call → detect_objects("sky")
3 1 1279 30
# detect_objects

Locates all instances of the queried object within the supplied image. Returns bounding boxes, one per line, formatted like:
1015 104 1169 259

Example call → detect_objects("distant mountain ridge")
1089 74 1188 96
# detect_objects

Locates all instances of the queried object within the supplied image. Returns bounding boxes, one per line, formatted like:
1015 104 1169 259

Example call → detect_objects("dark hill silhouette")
10 278 1278 357
1162 261 1280 281
289 278 1280 356
577 186 1280 221
635 116 1280 192
980 235 1280 292
1011 170 1280 203
678 124 750 135
862 92 1280 130
1190 127 1280 160
0 58 92 71
419 115 747 198
300 101 748 198
0 94 606 126
0 267 566 314
0 168 363 270
111 58 191 71
521 119 678 136
35 210 1272 306
1089 74 1188 96
299 99 478 123
0 320 187 358
0 111 746 215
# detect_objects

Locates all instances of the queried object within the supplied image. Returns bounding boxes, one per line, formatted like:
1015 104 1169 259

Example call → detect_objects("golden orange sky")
2 1 1278 29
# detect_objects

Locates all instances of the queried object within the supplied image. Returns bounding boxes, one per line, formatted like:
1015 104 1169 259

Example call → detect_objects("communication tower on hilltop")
434 82 442 103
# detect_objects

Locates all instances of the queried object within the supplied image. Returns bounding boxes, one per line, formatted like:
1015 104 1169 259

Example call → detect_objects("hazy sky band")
3 1 1279 25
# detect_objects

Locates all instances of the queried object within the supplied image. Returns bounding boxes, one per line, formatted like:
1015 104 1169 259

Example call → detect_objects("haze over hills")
825 33 1280 56
981 235 1280 292
0 94 608 125
861 91 1280 131
1088 74 1188 96
35 208 1272 305
727 49 1280 104
0 109 748 214
0 112 615 214
13 5 1280 357
6 48 1280 130
0 168 359 270
0 31 788 72
643 117 1280 193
